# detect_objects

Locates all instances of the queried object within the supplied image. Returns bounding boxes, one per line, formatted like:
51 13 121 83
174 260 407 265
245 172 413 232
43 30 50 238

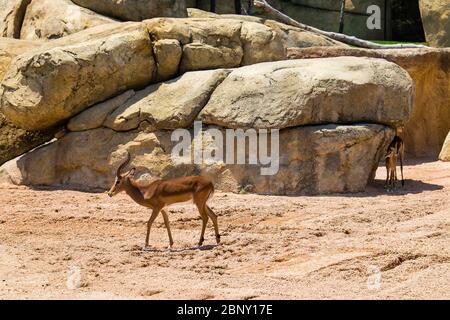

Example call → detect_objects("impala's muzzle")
107 184 119 197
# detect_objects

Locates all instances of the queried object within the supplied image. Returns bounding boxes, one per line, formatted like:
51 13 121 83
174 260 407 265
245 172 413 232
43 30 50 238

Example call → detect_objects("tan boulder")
0 23 155 130
102 69 231 131
199 57 414 129
187 8 221 19
240 20 286 65
67 90 135 132
0 0 31 38
0 123 394 195
69 69 230 133
153 39 182 81
0 37 55 166
20 0 116 40
419 0 450 48
287 46 450 158
71 0 188 21
439 132 450 161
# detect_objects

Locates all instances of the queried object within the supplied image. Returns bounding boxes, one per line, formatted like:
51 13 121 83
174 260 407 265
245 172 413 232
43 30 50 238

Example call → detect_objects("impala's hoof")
167 245 173 250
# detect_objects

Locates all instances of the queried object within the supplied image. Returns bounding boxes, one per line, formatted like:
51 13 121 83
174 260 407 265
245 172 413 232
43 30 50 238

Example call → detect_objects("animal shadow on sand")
140 244 219 253
365 178 443 197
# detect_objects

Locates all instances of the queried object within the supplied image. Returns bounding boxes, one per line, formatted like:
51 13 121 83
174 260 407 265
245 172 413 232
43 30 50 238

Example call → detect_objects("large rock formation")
0 37 55 165
0 17 344 131
287 46 450 158
0 57 412 194
439 132 450 161
419 0 450 48
0 0 31 38
71 0 188 21
0 13 416 195
199 57 414 129
20 0 116 40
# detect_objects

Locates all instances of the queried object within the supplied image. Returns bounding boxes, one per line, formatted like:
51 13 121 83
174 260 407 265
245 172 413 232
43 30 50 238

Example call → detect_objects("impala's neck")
123 178 146 206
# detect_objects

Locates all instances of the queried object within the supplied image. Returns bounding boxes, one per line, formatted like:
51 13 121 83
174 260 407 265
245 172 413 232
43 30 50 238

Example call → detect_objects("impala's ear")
121 167 136 178
128 167 136 177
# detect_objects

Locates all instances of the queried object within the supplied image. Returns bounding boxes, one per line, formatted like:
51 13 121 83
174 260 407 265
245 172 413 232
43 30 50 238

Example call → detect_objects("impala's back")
143 176 214 206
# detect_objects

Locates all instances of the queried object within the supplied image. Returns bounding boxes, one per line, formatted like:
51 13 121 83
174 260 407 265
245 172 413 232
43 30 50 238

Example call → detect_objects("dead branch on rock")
254 0 428 49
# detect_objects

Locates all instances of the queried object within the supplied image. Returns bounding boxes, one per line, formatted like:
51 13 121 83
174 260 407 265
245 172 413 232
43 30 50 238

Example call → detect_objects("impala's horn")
116 152 131 177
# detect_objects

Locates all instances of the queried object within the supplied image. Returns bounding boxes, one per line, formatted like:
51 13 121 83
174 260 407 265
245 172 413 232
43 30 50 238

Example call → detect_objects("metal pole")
385 0 392 40
235 0 242 14
338 0 346 33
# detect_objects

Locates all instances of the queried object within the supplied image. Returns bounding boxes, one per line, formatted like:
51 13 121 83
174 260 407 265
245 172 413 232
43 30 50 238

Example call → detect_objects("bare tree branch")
255 0 428 49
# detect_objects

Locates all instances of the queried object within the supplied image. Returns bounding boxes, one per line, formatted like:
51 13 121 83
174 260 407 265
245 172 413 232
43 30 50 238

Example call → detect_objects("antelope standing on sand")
107 152 220 250
385 133 405 190
385 145 399 190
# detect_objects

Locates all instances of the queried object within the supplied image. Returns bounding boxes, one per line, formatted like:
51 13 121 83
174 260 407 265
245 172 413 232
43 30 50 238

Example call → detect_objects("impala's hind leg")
385 165 390 189
161 210 174 249
196 203 209 247
394 165 398 189
205 205 220 244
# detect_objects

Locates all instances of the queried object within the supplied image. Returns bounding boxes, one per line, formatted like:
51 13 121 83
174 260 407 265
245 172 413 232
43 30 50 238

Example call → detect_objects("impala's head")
108 152 136 197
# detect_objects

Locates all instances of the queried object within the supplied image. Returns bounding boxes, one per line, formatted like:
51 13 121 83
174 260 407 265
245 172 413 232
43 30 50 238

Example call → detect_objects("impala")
107 152 220 249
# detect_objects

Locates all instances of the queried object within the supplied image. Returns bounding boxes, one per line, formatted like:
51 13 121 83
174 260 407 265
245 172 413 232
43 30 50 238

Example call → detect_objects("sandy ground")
0 159 449 300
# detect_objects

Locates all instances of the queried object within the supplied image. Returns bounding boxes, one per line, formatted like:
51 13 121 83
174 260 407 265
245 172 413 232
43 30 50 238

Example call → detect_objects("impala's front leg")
145 207 161 249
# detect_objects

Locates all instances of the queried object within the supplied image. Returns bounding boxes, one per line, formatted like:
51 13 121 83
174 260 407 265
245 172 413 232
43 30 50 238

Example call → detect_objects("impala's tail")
206 185 215 204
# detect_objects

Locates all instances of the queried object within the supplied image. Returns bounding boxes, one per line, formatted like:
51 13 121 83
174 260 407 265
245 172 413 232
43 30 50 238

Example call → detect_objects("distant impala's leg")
394 166 398 189
195 203 209 247
385 165 389 189
161 210 174 249
145 207 161 248
206 205 220 244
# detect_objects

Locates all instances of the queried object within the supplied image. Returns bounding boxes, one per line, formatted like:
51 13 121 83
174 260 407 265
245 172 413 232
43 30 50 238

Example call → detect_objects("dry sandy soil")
0 159 449 300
